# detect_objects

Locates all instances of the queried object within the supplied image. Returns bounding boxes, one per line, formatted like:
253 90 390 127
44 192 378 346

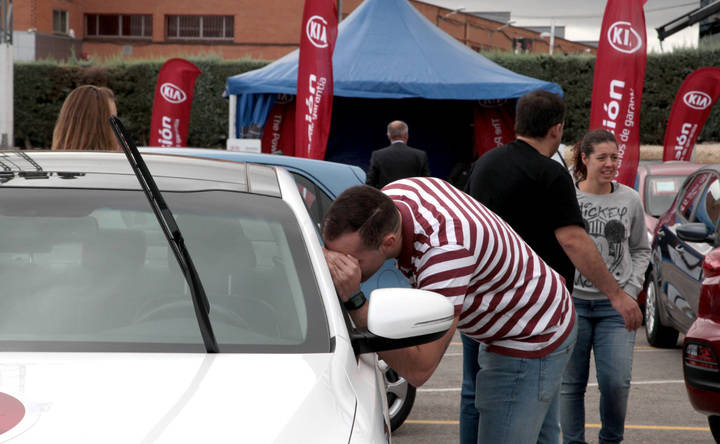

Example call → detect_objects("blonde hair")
52 85 119 151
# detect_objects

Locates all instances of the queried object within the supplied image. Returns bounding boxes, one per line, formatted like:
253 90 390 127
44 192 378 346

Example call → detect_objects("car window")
679 172 713 221
290 172 333 227
645 175 685 217
0 188 330 353
694 177 720 231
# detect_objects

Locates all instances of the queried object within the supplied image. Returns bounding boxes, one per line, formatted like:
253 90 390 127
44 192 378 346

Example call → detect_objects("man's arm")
420 152 431 177
323 249 455 387
365 152 380 188
379 317 458 387
555 224 642 330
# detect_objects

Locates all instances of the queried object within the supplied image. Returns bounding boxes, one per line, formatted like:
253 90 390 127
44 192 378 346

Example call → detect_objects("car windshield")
645 175 687 217
0 188 330 353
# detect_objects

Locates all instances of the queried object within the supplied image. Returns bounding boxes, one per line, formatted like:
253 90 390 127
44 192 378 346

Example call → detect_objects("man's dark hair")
322 185 400 249
514 90 566 138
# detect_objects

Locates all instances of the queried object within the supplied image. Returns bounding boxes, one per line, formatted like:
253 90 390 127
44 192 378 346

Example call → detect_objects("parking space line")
419 379 684 392
450 343 677 352
404 420 709 431
587 424 709 431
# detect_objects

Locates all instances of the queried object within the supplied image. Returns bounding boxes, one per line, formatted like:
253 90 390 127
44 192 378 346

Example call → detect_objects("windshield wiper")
109 116 219 353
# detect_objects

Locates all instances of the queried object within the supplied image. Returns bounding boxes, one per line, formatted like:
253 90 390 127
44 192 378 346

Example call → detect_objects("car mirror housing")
350 288 454 355
677 222 716 244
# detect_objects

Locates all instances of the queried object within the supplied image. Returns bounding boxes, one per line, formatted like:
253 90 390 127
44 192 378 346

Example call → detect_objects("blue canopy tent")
225 0 562 177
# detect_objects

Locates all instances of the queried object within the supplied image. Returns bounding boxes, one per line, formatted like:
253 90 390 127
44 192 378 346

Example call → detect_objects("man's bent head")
322 186 401 281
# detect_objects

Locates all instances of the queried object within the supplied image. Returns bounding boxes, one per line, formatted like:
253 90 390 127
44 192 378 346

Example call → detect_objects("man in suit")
366 121 431 188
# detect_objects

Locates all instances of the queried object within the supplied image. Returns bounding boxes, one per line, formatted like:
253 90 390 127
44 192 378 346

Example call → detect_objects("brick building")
13 0 595 62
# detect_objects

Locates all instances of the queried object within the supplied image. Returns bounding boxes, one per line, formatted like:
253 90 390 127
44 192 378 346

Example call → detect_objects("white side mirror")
367 288 454 339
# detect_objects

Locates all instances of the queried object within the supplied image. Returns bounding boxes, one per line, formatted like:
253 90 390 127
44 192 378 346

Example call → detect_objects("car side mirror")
350 288 454 355
677 222 716 244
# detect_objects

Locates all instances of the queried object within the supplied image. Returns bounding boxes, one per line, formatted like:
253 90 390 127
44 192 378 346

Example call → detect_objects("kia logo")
306 15 329 48
160 82 187 104
607 21 643 54
683 91 712 110
0 392 25 434
276 93 293 105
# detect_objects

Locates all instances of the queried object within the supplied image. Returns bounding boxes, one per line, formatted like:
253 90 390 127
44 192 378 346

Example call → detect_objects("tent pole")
228 94 237 140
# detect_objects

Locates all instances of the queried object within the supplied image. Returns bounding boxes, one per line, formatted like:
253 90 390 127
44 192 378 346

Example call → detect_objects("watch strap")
343 291 366 310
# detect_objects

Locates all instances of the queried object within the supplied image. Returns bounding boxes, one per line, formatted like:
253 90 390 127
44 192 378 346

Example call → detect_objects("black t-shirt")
466 139 584 291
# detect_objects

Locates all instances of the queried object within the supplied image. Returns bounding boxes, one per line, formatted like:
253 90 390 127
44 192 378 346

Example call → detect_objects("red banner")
473 100 515 158
149 58 201 147
662 67 720 161
261 94 296 155
295 0 338 160
589 0 646 186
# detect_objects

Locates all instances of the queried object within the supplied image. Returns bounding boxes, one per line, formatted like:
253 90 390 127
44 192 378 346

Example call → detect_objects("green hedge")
13 49 720 148
14 57 266 149
485 48 720 145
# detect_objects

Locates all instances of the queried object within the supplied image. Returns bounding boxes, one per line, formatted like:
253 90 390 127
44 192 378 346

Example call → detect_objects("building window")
166 15 234 40
53 10 68 35
85 14 153 38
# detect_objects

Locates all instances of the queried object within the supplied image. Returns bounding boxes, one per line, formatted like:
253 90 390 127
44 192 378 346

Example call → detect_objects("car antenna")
108 116 219 353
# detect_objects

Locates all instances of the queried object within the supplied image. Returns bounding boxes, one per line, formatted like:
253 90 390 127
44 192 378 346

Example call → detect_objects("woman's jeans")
461 325 577 444
560 298 636 444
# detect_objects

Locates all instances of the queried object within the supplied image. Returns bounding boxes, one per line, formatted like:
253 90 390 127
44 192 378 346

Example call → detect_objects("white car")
0 150 453 443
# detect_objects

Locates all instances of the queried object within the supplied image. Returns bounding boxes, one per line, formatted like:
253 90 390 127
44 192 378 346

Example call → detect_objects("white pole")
228 94 237 139
0 0 13 148
549 19 555 56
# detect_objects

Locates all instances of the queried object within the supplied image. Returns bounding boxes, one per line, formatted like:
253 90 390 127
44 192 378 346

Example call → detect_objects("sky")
424 0 703 53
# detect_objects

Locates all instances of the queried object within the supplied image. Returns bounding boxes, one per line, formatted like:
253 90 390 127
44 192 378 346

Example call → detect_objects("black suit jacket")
365 142 431 188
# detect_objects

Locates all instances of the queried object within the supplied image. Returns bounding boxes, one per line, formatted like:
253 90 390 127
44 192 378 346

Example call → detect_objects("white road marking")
418 379 685 392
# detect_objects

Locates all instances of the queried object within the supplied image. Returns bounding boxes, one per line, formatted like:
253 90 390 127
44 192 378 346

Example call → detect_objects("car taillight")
685 342 719 371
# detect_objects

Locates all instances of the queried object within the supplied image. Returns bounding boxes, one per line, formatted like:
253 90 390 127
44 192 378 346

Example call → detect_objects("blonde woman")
52 85 119 151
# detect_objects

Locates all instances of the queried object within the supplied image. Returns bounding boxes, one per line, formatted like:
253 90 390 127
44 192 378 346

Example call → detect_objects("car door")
657 172 719 331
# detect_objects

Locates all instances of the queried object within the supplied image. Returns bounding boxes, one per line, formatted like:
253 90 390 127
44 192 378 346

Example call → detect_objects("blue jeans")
560 298 636 444
466 325 577 444
460 334 479 444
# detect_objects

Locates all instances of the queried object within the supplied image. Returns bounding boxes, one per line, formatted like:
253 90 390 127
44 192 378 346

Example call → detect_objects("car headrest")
82 229 147 273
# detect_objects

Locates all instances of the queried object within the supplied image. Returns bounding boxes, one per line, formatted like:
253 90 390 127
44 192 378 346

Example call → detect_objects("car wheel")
709 416 720 442
378 359 416 432
644 272 679 348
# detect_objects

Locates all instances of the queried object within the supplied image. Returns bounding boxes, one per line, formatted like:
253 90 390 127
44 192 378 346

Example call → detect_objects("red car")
683 248 720 442
635 161 703 310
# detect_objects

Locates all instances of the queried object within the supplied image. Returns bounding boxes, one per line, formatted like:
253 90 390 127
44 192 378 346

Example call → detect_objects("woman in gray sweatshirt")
560 129 650 444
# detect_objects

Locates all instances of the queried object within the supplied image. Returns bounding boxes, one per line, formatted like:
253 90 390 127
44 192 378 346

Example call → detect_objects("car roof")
637 160 705 176
0 151 280 195
139 148 365 198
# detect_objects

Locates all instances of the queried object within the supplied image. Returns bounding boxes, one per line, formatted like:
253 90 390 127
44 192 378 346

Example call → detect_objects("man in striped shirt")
323 180 577 443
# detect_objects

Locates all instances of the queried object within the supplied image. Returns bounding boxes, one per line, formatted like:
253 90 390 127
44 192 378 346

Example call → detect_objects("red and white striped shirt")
384 177 575 358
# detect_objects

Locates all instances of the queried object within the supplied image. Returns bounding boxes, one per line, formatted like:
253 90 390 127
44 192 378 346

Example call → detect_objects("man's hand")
556 225 642 331
609 289 643 331
323 248 362 302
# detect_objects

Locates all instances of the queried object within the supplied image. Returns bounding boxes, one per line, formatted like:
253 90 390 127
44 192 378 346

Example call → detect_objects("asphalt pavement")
392 330 716 444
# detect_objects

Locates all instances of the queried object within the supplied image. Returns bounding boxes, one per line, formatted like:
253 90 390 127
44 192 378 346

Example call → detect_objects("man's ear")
548 122 563 139
380 232 397 254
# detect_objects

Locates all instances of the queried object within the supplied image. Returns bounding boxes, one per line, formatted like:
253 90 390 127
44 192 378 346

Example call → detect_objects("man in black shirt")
460 90 642 444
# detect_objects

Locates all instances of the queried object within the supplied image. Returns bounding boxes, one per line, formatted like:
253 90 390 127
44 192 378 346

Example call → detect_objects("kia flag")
473 100 515 158
662 67 720 161
295 0 338 160
261 94 296 155
589 0 646 186
149 58 201 147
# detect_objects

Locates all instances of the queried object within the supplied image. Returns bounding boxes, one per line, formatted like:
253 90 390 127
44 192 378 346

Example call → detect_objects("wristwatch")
343 291 366 311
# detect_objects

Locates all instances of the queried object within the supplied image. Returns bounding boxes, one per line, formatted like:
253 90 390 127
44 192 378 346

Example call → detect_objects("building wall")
13 0 594 61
